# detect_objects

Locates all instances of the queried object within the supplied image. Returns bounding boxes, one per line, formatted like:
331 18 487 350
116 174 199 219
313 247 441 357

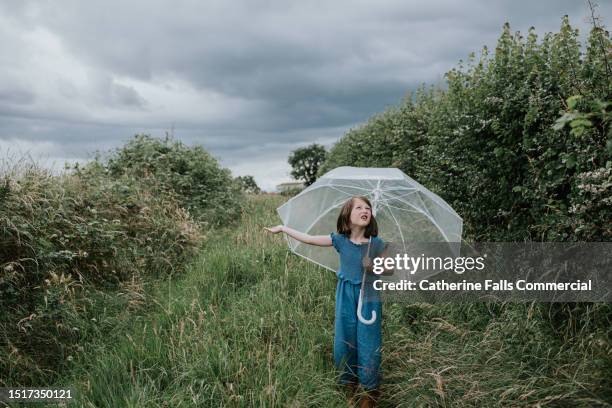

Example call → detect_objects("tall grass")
1 153 202 387
47 194 610 407
51 194 346 407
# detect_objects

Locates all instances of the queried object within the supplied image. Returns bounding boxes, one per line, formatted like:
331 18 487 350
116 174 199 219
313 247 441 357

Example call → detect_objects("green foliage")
235 175 262 194
103 134 245 227
319 87 438 178
0 133 245 386
323 17 611 242
288 143 327 186
553 96 610 139
0 159 203 385
319 106 400 174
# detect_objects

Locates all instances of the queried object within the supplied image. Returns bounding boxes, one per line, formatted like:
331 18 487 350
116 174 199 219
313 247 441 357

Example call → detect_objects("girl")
265 195 387 407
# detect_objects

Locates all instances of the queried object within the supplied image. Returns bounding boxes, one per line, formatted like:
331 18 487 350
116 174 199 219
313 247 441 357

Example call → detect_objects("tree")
288 144 327 186
235 175 261 194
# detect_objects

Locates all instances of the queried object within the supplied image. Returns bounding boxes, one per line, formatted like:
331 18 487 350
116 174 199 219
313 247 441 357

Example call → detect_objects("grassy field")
33 194 610 407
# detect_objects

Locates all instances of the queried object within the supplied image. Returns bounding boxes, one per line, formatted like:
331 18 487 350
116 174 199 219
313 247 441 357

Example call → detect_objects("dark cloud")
0 87 36 105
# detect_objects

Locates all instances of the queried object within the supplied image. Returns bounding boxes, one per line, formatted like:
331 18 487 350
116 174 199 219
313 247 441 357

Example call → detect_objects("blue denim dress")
330 232 385 390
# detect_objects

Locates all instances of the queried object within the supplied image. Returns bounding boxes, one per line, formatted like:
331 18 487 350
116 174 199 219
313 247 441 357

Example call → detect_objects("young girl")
265 195 387 407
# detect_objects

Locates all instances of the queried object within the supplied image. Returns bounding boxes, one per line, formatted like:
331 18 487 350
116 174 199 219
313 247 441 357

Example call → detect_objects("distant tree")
288 144 327 186
235 175 261 194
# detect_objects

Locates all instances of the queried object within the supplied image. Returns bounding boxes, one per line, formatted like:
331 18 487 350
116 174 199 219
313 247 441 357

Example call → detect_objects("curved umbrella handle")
357 290 376 325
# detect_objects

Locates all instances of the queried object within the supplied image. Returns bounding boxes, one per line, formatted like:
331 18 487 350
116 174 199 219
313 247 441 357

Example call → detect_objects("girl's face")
349 198 371 228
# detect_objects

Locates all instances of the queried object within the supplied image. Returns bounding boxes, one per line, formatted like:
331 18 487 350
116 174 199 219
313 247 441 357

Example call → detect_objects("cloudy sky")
0 0 608 191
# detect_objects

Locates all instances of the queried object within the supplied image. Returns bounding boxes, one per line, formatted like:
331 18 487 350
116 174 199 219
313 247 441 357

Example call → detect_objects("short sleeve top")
330 232 386 284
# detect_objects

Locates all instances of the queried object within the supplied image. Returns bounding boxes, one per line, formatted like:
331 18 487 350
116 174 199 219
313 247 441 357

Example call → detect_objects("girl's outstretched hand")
264 225 284 234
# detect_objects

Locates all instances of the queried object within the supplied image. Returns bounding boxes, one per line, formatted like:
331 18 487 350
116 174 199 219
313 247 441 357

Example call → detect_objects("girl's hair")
336 196 378 238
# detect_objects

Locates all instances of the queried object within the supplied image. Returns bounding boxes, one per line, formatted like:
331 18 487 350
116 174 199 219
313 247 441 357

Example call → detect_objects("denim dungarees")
330 232 385 390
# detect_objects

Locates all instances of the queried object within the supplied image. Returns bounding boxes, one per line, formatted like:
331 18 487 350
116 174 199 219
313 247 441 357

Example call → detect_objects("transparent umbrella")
276 166 463 323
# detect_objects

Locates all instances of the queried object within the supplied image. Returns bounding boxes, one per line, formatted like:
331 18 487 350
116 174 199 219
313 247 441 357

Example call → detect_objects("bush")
102 134 245 227
0 141 211 385
322 18 611 242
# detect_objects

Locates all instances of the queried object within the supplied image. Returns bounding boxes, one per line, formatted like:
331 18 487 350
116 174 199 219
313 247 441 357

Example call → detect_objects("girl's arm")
264 225 332 247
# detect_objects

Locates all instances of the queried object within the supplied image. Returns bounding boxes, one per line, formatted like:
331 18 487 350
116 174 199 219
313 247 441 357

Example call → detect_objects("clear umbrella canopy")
276 166 463 274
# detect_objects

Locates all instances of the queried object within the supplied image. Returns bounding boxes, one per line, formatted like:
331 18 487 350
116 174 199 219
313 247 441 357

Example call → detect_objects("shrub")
101 134 245 227
322 18 611 242
0 148 204 384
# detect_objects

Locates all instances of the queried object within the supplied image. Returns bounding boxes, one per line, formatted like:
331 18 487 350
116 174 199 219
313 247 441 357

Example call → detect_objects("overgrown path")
50 194 349 407
49 194 610 407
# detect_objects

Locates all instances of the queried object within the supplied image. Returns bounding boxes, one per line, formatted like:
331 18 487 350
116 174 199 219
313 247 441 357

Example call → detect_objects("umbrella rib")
416 189 462 220
379 186 417 192
392 178 463 220
380 201 407 250
285 246 337 273
282 184 371 223
375 177 463 220
382 190 420 201
304 183 374 195
379 190 427 215
300 200 345 236
379 191 452 243
376 201 422 214
383 190 448 241
379 185 461 223
412 190 435 221
326 185 369 196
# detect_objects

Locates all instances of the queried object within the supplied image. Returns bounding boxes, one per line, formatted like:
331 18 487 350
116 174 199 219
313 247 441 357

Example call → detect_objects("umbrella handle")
357 236 376 325
357 290 376 325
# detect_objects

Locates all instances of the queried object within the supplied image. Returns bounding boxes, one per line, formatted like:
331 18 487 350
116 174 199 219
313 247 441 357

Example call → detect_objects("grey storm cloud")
0 0 609 190
0 87 36 106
